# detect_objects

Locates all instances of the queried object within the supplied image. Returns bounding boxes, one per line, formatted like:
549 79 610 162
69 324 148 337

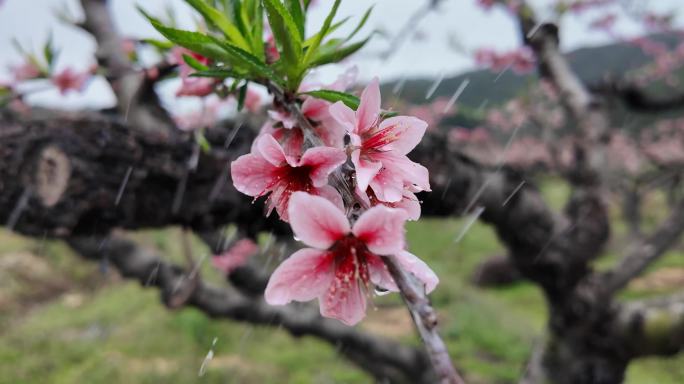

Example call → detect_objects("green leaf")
141 38 175 50
262 0 303 79
185 0 252 51
190 68 243 78
302 0 340 65
249 1 265 60
195 131 212 153
182 53 210 71
310 36 370 67
141 8 230 61
43 35 57 72
237 82 248 111
303 16 349 47
210 36 282 81
346 6 373 42
286 0 305 38
303 89 359 110
304 89 397 117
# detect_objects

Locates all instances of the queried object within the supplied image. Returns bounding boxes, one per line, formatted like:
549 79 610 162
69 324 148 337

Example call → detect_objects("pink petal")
230 153 276 196
376 116 427 155
299 147 347 187
352 205 406 255
288 192 350 249
320 268 367 326
212 239 258 275
372 151 431 193
314 184 345 212
302 97 330 121
357 78 381 134
393 251 439 293
367 254 399 292
255 134 287 166
351 149 382 193
368 164 404 203
393 192 422 221
265 248 334 305
329 101 357 134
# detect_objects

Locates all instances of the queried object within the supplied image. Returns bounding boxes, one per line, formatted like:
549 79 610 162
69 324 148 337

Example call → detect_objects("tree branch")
615 292 684 357
78 0 177 139
601 197 684 294
591 80 684 113
67 234 433 383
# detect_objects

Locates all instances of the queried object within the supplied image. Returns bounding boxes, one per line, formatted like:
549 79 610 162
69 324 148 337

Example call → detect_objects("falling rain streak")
425 71 445 99
454 206 485 243
198 337 218 377
115 166 133 206
502 180 526 206
6 188 31 230
443 78 470 113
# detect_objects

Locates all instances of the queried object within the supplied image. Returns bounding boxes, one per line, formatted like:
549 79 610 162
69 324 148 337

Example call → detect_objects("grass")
0 178 682 383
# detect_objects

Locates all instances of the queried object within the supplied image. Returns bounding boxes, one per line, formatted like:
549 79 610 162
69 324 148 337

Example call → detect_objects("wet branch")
67 234 432 383
601 197 684 294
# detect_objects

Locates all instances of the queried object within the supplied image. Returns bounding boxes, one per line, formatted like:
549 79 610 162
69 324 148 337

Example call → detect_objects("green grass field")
0 180 682 384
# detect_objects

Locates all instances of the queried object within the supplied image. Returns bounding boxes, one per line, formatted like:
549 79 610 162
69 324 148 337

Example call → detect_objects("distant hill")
381 32 682 109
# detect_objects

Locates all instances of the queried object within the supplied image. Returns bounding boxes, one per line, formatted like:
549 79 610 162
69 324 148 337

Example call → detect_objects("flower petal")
256 134 287 166
376 116 427 155
357 77 381 134
352 205 406 255
392 192 422 221
367 254 398 292
351 149 382 193
288 192 350 249
314 184 345 212
299 147 347 188
329 101 357 134
265 248 334 305
393 251 439 293
230 153 276 196
372 151 431 193
320 265 368 326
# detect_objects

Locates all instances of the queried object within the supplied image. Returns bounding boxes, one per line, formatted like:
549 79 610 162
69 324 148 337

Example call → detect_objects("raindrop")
374 286 391 296
502 180 526 206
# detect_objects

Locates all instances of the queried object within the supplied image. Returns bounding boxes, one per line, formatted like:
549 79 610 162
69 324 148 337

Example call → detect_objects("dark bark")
67 234 434 383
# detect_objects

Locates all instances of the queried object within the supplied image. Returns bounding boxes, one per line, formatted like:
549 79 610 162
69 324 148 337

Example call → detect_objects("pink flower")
231 134 346 221
176 77 215 97
330 78 430 203
264 192 438 325
267 67 358 152
171 47 210 78
244 87 263 113
212 239 259 274
51 67 92 95
11 60 42 82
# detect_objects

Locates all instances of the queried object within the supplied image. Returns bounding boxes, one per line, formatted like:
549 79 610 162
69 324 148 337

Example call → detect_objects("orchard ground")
0 178 682 384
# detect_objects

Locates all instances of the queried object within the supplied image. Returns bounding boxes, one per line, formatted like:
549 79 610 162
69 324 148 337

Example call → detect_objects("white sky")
0 0 682 111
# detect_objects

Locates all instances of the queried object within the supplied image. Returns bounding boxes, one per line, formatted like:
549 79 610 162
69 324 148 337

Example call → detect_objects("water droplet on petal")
374 286 391 296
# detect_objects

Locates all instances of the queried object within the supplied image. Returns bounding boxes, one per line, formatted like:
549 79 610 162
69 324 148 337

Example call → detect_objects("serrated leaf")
303 0 340 65
209 36 282 81
310 36 370 67
185 0 251 51
141 38 175 50
303 16 349 47
262 0 303 80
286 0 305 38
182 53 210 71
191 68 243 78
346 6 373 42
141 8 230 61
303 89 359 110
304 88 397 117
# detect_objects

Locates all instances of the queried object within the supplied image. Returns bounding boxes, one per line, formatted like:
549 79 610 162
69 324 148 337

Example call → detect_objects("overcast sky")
0 0 682 111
